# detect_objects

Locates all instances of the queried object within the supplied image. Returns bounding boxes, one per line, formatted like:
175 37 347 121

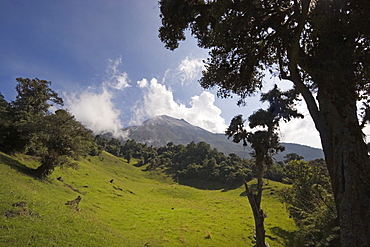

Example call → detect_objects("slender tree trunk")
244 179 266 247
316 88 370 246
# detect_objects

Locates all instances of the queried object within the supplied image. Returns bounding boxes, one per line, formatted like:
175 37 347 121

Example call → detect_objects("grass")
0 151 296 246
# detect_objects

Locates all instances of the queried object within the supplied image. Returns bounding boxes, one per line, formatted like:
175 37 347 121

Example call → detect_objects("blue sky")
0 0 325 148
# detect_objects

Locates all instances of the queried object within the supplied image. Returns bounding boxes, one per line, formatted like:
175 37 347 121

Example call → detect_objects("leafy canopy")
0 78 94 178
13 78 63 115
159 0 370 106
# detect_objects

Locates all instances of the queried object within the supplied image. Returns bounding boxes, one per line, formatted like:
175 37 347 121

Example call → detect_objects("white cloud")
137 78 148 88
279 102 322 148
64 88 127 138
131 78 227 133
177 56 204 85
63 57 132 138
104 57 131 90
279 99 370 148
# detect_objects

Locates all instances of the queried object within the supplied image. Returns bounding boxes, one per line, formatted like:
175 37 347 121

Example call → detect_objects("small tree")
227 115 282 247
124 149 133 163
226 86 302 246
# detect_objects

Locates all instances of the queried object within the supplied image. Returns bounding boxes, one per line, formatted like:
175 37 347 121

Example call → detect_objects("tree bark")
34 153 58 179
244 181 266 247
34 162 54 179
316 88 370 246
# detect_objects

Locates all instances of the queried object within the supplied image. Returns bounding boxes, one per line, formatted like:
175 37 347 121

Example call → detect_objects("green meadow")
0 151 296 246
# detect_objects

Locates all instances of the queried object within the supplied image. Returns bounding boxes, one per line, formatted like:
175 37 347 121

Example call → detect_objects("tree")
281 160 340 246
1 78 93 178
226 86 301 246
227 115 277 247
158 1 370 245
32 109 93 178
106 138 122 157
0 93 9 114
0 93 11 150
283 153 304 164
12 78 63 115
124 149 133 163
0 78 64 153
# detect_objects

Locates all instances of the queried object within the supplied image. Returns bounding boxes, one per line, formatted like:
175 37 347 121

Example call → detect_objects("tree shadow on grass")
269 226 296 247
177 177 243 191
177 178 225 190
0 153 36 178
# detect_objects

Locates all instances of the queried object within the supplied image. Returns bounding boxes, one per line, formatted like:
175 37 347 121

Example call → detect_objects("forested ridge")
121 114 324 161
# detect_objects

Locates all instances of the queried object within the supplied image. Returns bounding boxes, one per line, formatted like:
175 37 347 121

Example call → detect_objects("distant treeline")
95 135 324 186
95 136 251 185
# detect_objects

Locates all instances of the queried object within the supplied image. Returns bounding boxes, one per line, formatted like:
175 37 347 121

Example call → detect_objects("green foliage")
0 93 12 150
159 0 369 105
283 153 304 164
88 141 102 156
105 138 122 157
97 137 252 187
13 78 63 115
29 109 94 178
1 78 64 154
280 160 339 246
0 78 95 178
264 162 286 182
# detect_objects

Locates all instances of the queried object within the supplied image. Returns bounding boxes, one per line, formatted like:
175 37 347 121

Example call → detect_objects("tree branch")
285 0 323 132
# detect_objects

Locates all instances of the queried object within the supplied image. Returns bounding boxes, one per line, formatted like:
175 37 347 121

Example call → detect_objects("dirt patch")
4 201 39 218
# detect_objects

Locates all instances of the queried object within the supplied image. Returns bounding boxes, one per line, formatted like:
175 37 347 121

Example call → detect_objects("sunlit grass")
0 151 296 246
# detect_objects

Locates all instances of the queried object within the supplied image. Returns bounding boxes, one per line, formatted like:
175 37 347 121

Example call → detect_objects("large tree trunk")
316 88 370 246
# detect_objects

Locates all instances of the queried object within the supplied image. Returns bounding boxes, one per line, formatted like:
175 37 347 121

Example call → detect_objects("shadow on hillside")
144 166 244 191
0 153 36 178
177 177 242 191
270 226 295 247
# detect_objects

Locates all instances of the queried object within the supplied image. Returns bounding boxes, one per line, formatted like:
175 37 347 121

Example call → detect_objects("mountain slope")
123 115 324 161
0 151 296 246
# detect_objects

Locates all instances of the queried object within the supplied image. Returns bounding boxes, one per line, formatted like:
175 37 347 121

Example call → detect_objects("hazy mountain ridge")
123 115 324 161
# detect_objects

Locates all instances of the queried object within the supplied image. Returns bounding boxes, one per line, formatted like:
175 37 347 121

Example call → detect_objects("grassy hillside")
0 151 296 246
